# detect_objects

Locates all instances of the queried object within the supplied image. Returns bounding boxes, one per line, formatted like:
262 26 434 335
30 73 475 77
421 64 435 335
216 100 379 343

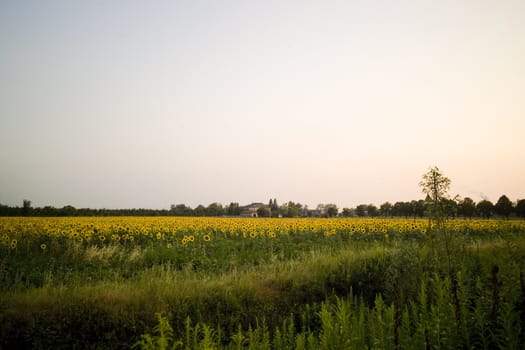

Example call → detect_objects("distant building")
240 203 268 217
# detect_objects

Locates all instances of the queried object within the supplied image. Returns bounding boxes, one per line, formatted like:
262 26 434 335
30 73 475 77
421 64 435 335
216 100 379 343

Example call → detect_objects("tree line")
1 195 524 219
344 195 525 219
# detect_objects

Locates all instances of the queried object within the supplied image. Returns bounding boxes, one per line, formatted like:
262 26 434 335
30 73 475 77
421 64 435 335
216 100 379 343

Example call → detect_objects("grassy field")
1 217 525 349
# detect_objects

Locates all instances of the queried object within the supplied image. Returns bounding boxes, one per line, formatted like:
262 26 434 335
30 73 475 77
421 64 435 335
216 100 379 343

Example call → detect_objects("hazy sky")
1 0 524 210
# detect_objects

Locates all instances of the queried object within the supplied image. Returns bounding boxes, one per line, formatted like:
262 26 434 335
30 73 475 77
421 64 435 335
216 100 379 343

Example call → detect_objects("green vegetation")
1 218 525 349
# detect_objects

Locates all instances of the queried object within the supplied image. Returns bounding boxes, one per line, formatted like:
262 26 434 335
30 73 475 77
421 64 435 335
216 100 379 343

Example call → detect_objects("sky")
1 0 524 210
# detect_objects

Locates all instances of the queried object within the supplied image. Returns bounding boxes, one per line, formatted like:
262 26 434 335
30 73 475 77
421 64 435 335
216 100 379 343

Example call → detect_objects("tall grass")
133 260 525 349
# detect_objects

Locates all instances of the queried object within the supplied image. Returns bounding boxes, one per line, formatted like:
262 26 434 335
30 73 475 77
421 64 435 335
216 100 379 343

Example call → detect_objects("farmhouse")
240 203 269 217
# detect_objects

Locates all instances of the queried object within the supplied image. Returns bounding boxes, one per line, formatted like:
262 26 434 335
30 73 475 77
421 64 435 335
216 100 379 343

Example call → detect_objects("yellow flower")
167 243 173 249
249 232 257 239
188 235 195 242
11 239 17 249
99 235 106 241
156 232 162 240
203 234 211 242
40 243 47 250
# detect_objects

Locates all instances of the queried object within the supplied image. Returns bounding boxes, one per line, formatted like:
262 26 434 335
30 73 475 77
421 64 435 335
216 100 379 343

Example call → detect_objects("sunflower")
40 243 47 251
203 234 211 242
10 239 17 249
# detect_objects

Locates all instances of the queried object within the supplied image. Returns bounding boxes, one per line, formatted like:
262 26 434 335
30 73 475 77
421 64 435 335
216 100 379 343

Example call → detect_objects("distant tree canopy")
495 195 513 219
227 202 241 216
476 200 494 218
516 199 525 219
0 191 520 219
458 197 476 218
256 206 270 218
325 204 338 218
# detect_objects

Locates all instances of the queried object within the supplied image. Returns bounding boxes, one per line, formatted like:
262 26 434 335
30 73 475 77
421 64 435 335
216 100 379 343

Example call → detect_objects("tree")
458 197 476 218
0 203 9 216
392 201 411 217
206 202 224 216
476 200 494 218
279 201 304 217
516 199 525 219
341 208 354 217
325 204 338 217
193 205 206 216
170 204 193 216
268 198 279 216
419 166 452 223
379 202 392 217
256 206 270 217
442 198 458 218
22 199 32 216
410 200 427 218
355 204 367 217
419 166 454 247
494 195 513 219
227 202 241 216
419 166 451 203
367 204 379 217
60 205 77 216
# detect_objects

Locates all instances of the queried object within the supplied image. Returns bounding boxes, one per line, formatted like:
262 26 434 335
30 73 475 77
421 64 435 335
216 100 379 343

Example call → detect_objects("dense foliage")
2 195 525 218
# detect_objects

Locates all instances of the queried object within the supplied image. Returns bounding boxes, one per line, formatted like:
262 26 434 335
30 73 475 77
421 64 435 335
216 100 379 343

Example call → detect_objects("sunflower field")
1 216 525 349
